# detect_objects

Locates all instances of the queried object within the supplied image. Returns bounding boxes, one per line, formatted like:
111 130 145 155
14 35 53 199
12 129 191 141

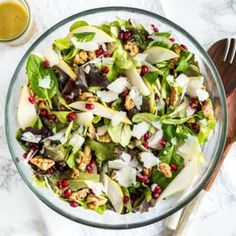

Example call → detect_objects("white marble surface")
0 0 236 235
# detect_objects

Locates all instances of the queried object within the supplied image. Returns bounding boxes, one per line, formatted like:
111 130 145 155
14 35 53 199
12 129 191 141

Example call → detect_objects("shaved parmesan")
132 121 149 139
108 160 127 169
121 152 131 162
69 134 84 152
107 77 131 94
97 90 119 103
111 111 126 126
196 89 209 101
186 76 204 97
186 106 196 117
140 152 160 168
83 65 91 74
148 129 163 149
129 87 143 110
175 74 190 88
39 76 51 89
46 128 67 143
71 37 99 51
96 125 108 136
85 181 105 196
115 166 137 187
21 132 41 143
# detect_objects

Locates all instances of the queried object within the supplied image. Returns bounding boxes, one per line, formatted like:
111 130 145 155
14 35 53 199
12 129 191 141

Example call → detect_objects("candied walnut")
168 44 182 69
124 41 139 56
124 95 136 110
86 194 108 209
79 92 98 102
87 123 96 139
158 163 172 178
143 168 151 176
69 188 90 202
73 51 88 65
30 156 55 171
202 103 214 119
88 51 96 60
96 133 111 143
71 167 80 179
78 145 92 171
170 87 178 106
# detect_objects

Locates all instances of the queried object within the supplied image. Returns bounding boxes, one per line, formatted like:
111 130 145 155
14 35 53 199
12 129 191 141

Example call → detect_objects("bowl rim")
5 6 227 229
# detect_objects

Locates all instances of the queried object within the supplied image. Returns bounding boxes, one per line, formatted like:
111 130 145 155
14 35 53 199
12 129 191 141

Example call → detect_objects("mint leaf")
70 20 88 32
73 32 96 42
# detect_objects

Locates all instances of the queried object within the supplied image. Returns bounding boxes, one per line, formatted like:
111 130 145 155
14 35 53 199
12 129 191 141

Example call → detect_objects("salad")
16 18 216 214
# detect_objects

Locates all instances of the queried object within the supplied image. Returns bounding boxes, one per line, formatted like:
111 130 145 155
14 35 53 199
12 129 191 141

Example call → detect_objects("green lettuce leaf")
132 113 160 123
54 38 71 51
70 20 88 32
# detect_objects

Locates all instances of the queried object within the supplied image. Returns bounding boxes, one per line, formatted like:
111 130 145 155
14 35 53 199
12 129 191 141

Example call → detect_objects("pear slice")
101 172 124 214
144 46 179 64
76 111 94 125
69 25 115 43
69 101 131 124
126 68 150 96
17 84 37 129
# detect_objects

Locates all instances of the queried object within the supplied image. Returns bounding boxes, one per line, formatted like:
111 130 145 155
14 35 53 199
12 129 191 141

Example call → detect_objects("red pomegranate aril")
96 48 103 56
63 188 72 198
67 112 77 121
153 186 162 194
169 37 175 42
28 96 36 104
120 89 129 98
159 139 166 147
48 114 57 122
123 196 129 204
23 152 28 159
140 65 149 76
154 93 159 100
103 51 110 58
124 31 132 40
170 164 179 171
201 100 207 106
180 44 188 50
40 109 48 117
144 131 152 141
143 142 149 149
30 147 37 153
85 103 94 110
86 165 93 174
90 160 96 168
47 168 54 174
67 79 75 89
62 179 69 188
152 192 160 199
151 24 159 32
138 175 149 184
57 181 63 189
118 31 124 40
42 60 50 68
193 123 200 133
191 97 198 102
102 66 110 74
189 102 198 109
69 201 78 208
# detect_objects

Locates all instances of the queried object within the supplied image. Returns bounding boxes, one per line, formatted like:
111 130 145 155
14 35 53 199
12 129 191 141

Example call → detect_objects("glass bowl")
5 7 227 229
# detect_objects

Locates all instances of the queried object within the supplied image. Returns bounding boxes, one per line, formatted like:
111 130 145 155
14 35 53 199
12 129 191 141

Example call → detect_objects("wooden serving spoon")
166 38 236 235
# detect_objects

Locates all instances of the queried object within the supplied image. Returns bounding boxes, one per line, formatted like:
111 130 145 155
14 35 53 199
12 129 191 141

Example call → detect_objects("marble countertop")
0 0 236 235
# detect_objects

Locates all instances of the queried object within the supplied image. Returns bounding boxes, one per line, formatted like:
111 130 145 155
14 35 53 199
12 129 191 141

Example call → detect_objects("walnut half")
78 145 92 171
124 95 136 110
30 156 55 171
69 188 90 202
124 41 139 56
170 87 178 107
158 163 172 178
86 194 108 209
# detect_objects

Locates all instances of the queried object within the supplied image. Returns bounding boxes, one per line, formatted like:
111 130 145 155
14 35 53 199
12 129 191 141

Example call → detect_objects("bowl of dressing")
0 0 34 45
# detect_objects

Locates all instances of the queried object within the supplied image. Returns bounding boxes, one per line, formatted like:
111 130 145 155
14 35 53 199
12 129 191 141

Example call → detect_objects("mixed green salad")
16 18 216 214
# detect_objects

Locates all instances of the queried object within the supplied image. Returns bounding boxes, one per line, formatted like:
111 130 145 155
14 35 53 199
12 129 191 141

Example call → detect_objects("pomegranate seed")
63 188 72 198
86 165 93 174
67 79 75 89
124 31 132 40
170 164 179 171
159 139 166 147
123 196 129 204
62 179 69 188
30 147 37 153
57 181 63 189
140 65 149 76
143 141 149 149
28 96 36 104
85 103 94 110
69 201 78 208
193 123 200 133
40 109 48 117
103 51 110 58
151 24 159 32
155 93 159 100
96 48 103 56
118 31 124 40
201 100 207 106
152 192 160 199
189 102 198 109
120 89 129 98
153 186 162 194
48 114 57 122
169 38 175 42
191 97 198 102
138 175 150 184
67 112 77 121
180 44 188 50
102 66 110 74
144 131 152 141
90 160 96 168
42 60 50 68
47 168 54 174
23 152 28 159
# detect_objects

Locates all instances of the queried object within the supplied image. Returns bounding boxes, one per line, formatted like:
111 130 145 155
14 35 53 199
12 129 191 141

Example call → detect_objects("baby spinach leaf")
73 32 96 42
70 20 88 32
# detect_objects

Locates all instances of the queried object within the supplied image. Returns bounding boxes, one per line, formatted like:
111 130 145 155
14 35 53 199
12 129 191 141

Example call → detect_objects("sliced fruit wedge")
17 84 37 129
126 68 150 96
69 101 131 124
101 172 124 214
69 25 115 43
43 47 76 80
144 46 179 64
76 111 94 125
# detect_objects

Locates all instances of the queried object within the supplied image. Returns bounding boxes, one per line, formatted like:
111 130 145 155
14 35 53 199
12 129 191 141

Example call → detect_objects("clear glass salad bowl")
5 7 227 229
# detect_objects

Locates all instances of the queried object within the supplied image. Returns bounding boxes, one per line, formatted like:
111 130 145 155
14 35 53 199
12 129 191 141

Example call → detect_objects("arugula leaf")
175 50 193 73
176 125 195 140
70 20 88 32
87 140 116 167
54 38 71 51
162 124 176 142
73 32 96 42
144 71 159 84
132 113 160 123
153 32 171 38
26 54 58 102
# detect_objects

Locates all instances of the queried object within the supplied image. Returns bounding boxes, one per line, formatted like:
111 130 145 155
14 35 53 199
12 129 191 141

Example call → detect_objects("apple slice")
69 25 115 43
144 46 179 64
69 101 131 124
42 47 77 80
17 84 37 129
126 68 150 96
101 172 124 214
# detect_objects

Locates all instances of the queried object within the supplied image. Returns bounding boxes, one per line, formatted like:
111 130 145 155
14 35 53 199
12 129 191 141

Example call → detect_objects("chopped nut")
71 168 80 179
73 51 88 65
170 87 178 107
202 103 214 119
158 163 172 178
78 145 92 171
38 102 47 111
124 41 139 56
79 92 98 103
69 188 90 202
88 51 96 60
87 123 96 139
143 168 151 176
96 133 111 143
124 95 136 110
86 194 107 209
30 156 55 171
